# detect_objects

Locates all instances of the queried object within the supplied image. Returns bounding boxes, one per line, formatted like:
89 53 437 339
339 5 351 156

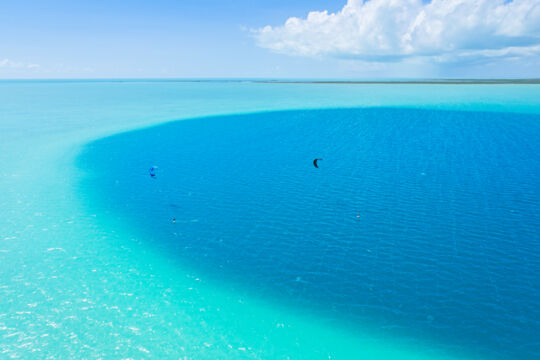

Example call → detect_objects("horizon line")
1 78 540 85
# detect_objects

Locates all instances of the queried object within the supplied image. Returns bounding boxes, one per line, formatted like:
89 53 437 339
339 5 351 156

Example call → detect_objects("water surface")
79 107 540 359
2 80 540 359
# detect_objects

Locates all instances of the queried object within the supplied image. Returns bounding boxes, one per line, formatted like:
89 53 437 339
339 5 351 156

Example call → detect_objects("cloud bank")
255 0 540 63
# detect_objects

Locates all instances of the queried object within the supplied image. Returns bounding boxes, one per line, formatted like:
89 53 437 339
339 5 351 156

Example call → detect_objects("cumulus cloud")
255 0 540 62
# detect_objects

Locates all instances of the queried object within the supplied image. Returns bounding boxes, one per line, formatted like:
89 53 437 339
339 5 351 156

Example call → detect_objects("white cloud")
255 0 540 63
0 59 23 68
0 59 40 69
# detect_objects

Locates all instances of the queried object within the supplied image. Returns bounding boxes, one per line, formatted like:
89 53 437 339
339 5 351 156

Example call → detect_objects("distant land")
254 79 540 85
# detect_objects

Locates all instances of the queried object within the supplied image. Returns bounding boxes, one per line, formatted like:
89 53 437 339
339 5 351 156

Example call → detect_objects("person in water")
172 218 176 224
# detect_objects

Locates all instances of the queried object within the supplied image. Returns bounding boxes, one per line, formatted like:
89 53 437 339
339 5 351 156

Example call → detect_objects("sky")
1 0 539 79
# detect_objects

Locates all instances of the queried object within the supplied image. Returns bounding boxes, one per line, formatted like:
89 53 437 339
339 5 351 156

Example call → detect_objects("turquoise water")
1 81 540 359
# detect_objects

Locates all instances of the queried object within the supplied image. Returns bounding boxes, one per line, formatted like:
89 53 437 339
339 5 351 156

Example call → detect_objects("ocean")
1 80 539 359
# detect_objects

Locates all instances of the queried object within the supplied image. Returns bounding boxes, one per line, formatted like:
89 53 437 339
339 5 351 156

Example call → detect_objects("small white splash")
46 321 60 329
138 346 150 354
46 248 66 253
5 332 21 338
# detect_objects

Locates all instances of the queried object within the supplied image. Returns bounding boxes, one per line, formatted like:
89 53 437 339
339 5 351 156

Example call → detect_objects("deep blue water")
78 108 540 359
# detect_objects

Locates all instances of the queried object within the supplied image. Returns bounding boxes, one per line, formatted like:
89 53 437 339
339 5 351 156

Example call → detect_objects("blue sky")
1 0 539 79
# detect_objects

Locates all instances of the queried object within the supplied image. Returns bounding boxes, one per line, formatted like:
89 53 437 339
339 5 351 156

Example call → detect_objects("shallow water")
1 80 540 359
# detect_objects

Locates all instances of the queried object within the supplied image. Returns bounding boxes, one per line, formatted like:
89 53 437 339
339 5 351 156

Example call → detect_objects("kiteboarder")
149 166 157 178
313 158 322 168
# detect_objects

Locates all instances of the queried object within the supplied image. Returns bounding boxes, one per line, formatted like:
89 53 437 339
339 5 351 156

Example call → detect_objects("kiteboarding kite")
313 158 322 168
